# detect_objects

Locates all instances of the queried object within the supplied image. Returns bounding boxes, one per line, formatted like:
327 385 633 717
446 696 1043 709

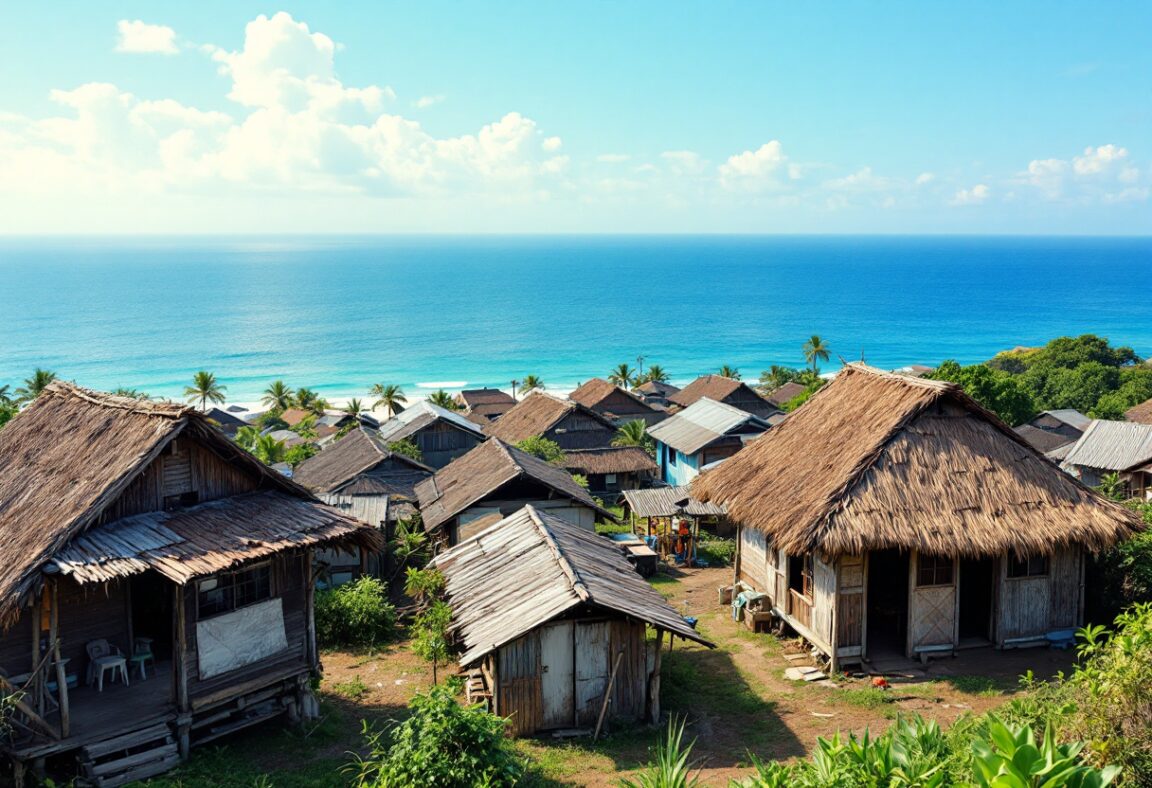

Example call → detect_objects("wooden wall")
835 556 866 658
414 423 483 469
98 437 263 525
997 547 1082 643
736 527 770 593
547 414 616 450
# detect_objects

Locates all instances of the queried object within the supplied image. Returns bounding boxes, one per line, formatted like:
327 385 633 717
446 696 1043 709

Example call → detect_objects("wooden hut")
569 378 667 427
1127 397 1152 425
561 447 657 497
648 398 775 486
0 383 382 786
1060 419 1152 500
668 375 780 420
454 388 517 422
376 400 486 469
633 381 679 409
693 365 1141 671
415 439 615 546
432 505 711 736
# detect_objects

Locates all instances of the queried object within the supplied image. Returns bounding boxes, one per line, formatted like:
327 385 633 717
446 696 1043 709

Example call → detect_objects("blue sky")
1 2 1149 234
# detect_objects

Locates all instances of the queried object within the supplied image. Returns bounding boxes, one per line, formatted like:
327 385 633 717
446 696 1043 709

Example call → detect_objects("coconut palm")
262 380 295 412
15 368 57 404
0 385 13 406
643 365 669 384
184 371 226 411
521 375 544 393
252 434 287 465
427 390 459 410
234 425 261 451
612 419 655 455
111 387 149 400
510 380 520 399
802 335 831 374
342 398 365 416
608 363 636 388
294 388 327 415
717 365 741 380
370 383 407 418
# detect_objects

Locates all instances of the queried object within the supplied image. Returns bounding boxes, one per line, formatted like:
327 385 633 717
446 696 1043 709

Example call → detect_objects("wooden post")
304 550 317 669
49 579 69 738
593 650 624 741
646 629 664 725
30 592 43 716
174 583 189 713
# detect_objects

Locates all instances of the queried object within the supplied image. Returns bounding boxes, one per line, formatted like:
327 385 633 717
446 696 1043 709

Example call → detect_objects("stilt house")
0 384 382 786
432 505 711 736
693 365 1141 671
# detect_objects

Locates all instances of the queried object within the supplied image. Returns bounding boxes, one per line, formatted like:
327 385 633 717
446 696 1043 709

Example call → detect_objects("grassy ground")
132 566 1072 787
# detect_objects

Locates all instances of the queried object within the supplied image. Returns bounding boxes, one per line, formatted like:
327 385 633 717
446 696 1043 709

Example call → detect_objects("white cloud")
915 172 935 186
950 184 990 206
542 136 563 152
718 141 799 192
1017 143 1146 204
1073 144 1127 175
414 95 444 109
116 20 179 55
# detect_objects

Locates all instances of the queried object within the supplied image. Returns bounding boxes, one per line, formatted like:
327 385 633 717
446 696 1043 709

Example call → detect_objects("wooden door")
574 621 610 726
908 551 957 654
539 622 574 729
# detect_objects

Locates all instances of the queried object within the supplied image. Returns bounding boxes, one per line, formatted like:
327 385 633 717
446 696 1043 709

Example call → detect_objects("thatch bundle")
692 364 1141 558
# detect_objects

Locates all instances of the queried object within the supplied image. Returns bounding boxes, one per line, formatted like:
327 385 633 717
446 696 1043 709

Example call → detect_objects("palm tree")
612 419 655 455
427 390 459 410
802 335 831 374
521 375 544 393
643 365 669 384
111 387 149 400
718 365 741 380
262 380 295 412
234 425 261 451
184 371 226 411
370 383 407 417
252 434 287 465
608 363 636 388
510 379 520 399
0 385 13 406
342 398 365 416
294 388 327 415
15 368 57 404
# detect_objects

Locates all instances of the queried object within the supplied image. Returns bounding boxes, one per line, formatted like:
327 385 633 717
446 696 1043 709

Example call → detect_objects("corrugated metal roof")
621 486 726 518
377 400 485 443
1041 409 1092 431
50 491 382 585
1062 419 1152 472
432 505 712 666
647 397 770 455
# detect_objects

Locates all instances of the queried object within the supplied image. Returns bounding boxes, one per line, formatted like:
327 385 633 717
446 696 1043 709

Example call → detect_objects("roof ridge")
45 380 190 418
525 506 590 602
844 362 957 392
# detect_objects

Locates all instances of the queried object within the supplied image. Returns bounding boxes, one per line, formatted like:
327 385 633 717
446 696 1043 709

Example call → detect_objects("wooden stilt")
646 629 664 725
304 550 317 669
50 579 69 737
174 584 189 714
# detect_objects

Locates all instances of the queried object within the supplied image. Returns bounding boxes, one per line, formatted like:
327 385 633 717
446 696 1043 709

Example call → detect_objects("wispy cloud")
115 20 179 55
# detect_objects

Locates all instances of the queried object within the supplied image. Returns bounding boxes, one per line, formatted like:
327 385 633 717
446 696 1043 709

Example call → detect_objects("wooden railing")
788 589 813 632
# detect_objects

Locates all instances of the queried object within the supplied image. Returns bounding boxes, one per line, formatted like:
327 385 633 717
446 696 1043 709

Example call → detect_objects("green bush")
698 537 736 566
1086 502 1152 622
315 576 397 649
620 718 701 788
350 686 523 787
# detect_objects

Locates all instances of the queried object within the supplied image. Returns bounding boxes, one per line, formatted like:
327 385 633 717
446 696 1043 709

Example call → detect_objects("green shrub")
620 717 701 788
698 537 736 566
1086 504 1152 622
315 576 397 649
349 686 523 787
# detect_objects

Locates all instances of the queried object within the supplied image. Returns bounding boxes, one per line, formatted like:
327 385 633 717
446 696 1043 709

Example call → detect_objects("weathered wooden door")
574 621 610 726
908 551 957 654
811 555 837 651
539 622 574 729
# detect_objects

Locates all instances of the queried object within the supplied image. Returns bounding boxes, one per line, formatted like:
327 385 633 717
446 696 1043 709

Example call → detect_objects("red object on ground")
871 676 890 689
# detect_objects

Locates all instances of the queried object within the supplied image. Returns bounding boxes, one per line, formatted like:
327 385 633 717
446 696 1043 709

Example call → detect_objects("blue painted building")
648 397 777 486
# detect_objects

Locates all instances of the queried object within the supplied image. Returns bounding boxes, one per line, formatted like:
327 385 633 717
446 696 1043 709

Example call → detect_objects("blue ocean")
1 235 1150 403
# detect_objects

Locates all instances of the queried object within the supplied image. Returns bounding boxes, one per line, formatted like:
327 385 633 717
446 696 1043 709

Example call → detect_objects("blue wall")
658 441 699 486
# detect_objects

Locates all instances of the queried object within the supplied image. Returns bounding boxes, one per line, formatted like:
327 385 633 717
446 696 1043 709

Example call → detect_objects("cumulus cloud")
116 20 179 55
1017 143 1146 203
951 184 990 206
718 141 800 192
915 172 935 186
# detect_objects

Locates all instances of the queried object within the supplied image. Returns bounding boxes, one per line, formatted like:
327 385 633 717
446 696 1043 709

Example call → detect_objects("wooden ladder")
78 722 179 788
464 669 491 709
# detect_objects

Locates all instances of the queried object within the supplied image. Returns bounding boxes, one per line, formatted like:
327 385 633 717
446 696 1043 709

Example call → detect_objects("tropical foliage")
609 363 637 387
15 368 57 403
349 686 523 787
234 425 261 451
802 335 830 374
759 365 802 391
717 365 740 380
111 387 149 399
642 364 669 384
387 438 424 463
261 380 294 411
427 389 459 410
314 576 396 649
252 434 287 465
293 387 328 415
184 370 226 410
370 383 406 417
613 419 656 455
342 397 365 416
521 374 544 392
621 718 701 788
928 361 1037 425
515 435 566 464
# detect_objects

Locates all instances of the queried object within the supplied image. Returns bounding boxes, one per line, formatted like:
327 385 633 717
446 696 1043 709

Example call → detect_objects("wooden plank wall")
606 620 646 722
98 438 262 525
737 528 770 593
56 578 132 674
0 608 32 676
836 556 865 655
811 555 837 649
497 633 543 737
998 547 1081 641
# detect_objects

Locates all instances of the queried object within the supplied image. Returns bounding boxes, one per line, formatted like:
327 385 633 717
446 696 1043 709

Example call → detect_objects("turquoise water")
1 235 1149 402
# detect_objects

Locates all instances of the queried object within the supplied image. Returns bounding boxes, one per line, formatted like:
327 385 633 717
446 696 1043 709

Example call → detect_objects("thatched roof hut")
694 364 1138 558
568 378 666 426
485 391 616 447
669 375 779 419
1127 397 1152 425
455 388 517 421
292 427 432 494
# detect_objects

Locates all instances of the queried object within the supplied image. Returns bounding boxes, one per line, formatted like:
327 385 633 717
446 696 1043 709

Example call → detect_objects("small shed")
648 397 775 486
432 506 712 736
693 365 1142 670
415 439 615 546
560 446 657 496
376 400 486 469
621 486 730 553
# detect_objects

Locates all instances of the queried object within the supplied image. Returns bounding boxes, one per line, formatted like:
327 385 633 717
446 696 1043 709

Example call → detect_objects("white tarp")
196 598 289 679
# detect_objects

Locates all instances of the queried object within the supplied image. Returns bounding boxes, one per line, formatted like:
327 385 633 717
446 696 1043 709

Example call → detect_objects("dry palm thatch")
692 364 1142 558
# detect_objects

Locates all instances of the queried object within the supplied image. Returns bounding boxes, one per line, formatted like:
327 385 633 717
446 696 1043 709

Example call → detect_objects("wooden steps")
464 669 492 708
79 722 178 788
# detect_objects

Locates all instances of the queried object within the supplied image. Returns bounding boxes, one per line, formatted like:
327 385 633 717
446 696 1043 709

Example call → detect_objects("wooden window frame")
916 554 955 587
1006 555 1049 579
196 560 274 620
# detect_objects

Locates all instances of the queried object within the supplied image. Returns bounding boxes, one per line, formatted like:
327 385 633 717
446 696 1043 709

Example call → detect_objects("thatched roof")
377 400 485 444
569 378 661 419
635 381 680 398
0 382 375 625
1062 420 1152 472
1127 397 1152 425
485 391 616 445
562 446 658 475
415 439 614 532
764 382 806 407
692 364 1141 558
669 375 780 419
432 505 711 666
455 388 517 419
292 427 432 493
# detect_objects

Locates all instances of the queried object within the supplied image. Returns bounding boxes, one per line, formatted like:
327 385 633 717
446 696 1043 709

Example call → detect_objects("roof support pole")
29 592 42 716
174 582 189 714
49 578 68 738
645 628 664 725
304 549 317 669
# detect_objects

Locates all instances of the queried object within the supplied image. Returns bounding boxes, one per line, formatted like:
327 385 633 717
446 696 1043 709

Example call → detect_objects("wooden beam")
593 650 624 741
49 579 68 738
304 550 317 669
174 583 189 713
29 593 42 715
646 629 664 725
